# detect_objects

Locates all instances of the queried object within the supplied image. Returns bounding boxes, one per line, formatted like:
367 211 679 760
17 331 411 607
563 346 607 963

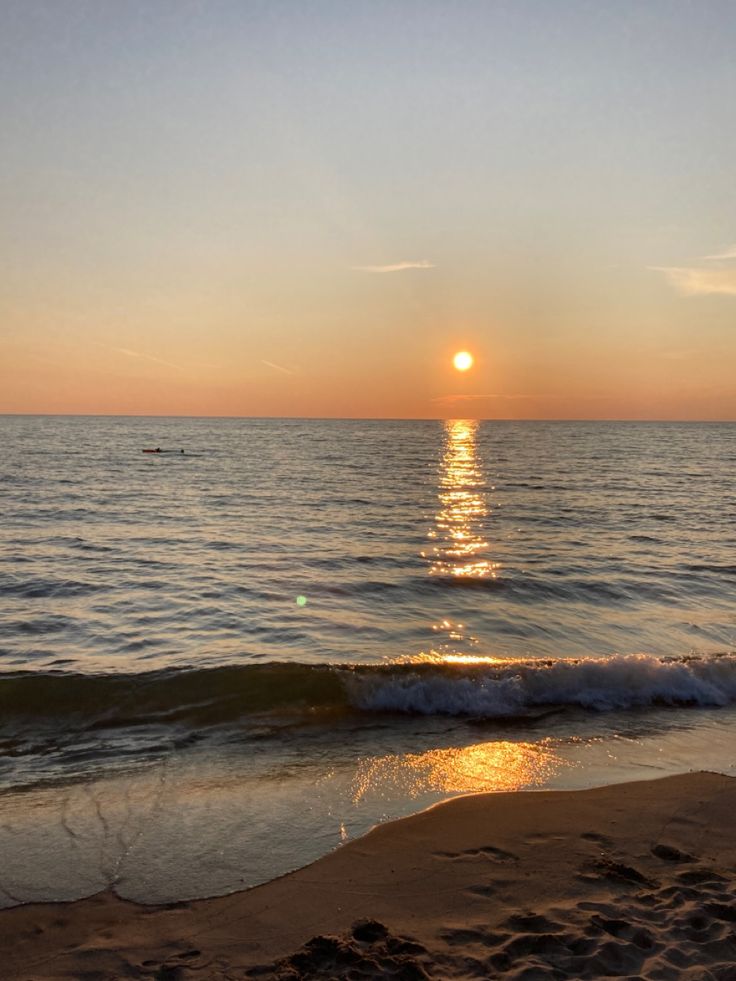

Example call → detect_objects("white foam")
348 654 736 716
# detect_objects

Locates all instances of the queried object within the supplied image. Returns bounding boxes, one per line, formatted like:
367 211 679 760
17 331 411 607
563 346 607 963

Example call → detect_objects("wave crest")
348 653 736 716
1 653 735 735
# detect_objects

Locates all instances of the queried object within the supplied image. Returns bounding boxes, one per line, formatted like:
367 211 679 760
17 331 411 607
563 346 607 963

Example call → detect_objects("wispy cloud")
262 359 297 375
432 393 622 407
702 245 736 261
650 266 736 297
351 260 435 274
660 348 701 361
652 242 736 297
113 347 184 370
431 393 542 404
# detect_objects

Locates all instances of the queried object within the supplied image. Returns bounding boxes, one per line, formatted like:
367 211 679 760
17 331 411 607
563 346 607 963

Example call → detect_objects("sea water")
1 416 735 906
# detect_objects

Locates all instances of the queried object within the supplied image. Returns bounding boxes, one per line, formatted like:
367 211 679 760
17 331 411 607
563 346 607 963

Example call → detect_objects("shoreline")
2 772 736 979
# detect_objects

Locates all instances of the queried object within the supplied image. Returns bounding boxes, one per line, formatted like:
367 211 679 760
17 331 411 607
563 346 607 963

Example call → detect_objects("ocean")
1 415 735 907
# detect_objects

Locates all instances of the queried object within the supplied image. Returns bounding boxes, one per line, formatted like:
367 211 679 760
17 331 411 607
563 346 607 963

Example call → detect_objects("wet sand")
2 772 735 979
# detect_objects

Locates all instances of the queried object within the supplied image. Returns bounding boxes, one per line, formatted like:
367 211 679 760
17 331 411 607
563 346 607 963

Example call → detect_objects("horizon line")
2 412 736 424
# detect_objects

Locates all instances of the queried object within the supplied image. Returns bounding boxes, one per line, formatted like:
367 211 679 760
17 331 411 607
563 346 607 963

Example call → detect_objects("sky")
1 0 736 419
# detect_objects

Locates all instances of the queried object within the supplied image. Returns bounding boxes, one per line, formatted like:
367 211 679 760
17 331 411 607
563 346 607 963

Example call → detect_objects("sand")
2 771 736 979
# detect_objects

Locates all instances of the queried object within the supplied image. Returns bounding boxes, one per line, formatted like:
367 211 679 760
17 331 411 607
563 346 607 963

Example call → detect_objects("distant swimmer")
141 447 193 454
141 446 197 456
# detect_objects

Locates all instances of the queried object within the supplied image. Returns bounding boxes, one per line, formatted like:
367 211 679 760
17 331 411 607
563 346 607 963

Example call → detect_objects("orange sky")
2 2 736 419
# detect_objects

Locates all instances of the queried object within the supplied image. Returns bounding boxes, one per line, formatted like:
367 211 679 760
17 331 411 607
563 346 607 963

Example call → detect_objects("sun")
453 350 474 372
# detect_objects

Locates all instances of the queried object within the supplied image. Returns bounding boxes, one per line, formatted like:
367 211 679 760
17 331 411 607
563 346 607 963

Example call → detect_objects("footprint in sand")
434 844 518 863
503 911 565 934
677 868 727 887
579 856 658 889
650 843 695 863
580 831 614 847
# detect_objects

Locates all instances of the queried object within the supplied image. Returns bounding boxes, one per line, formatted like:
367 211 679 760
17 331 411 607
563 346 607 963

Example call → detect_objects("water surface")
1 416 735 905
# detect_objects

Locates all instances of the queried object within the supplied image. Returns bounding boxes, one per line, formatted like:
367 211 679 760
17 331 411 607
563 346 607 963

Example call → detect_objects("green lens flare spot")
296 595 308 607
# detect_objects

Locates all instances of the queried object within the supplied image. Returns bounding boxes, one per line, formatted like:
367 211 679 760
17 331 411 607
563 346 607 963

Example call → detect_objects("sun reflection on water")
420 652 507 666
427 419 499 580
351 740 560 803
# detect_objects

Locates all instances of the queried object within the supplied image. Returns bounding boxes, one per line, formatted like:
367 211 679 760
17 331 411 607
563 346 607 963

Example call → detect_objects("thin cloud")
432 393 616 406
650 266 736 297
113 347 184 370
262 359 296 375
351 260 435 274
702 245 736 261
431 393 542 404
660 348 701 361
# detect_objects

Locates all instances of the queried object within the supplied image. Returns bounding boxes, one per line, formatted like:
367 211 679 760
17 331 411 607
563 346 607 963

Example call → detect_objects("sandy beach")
1 772 734 979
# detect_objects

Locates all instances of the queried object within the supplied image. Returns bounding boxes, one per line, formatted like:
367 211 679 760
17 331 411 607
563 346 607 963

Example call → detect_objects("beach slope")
3 772 735 979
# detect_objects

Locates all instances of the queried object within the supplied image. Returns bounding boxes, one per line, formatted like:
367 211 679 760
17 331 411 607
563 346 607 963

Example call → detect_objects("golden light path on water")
351 740 561 803
426 419 500 580
416 418 501 658
353 428 555 804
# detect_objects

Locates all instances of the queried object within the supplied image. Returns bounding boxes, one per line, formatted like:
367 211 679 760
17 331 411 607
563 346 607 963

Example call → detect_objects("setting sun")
453 351 474 372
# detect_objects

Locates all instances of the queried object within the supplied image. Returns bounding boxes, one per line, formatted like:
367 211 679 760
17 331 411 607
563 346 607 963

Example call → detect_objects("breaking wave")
348 653 736 715
2 653 736 735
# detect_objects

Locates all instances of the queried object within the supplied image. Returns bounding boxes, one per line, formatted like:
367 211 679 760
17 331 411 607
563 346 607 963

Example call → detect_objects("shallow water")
1 416 735 905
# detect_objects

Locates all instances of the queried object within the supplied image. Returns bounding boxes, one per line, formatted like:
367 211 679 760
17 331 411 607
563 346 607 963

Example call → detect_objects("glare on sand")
453 350 474 371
